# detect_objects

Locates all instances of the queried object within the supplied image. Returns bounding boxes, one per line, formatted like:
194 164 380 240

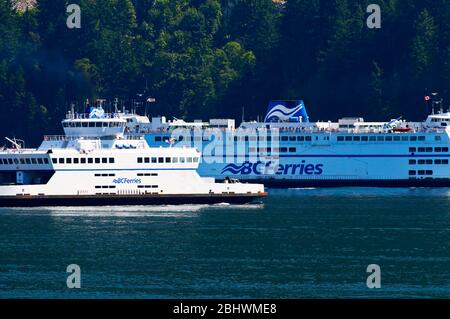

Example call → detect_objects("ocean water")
0 188 450 299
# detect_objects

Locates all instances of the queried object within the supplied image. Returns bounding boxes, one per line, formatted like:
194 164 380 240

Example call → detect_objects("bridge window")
151 157 157 163
337 136 344 141
385 136 393 141
187 157 193 163
409 147 416 153
353 136 361 141
281 136 288 142
345 136 352 141
393 136 401 141
443 147 449 152
165 157 171 163
88 158 93 164
369 136 376 141
74 158 79 164
361 136 369 141
59 158 64 164
194 157 199 163
418 160 425 165
32 158 38 164
43 158 49 164
95 158 100 164
52 158 57 164
137 157 143 163
289 147 296 153
155 136 162 142
172 157 178 163
109 158 115 164
377 136 384 142
280 147 288 153
180 157 185 163
158 157 164 163
418 136 425 141
81 158 86 164
409 170 416 176
410 136 417 141
66 158 72 164
102 158 107 164
409 160 416 165
289 136 296 141
144 157 150 163
305 136 312 141
25 158 31 164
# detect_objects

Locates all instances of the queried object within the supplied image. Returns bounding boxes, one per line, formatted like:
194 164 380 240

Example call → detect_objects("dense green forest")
1 0 450 145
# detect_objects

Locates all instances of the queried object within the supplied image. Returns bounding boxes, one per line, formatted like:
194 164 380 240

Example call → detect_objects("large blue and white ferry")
107 99 450 187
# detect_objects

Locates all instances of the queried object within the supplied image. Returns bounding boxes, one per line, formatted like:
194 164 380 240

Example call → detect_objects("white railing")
65 113 120 120
43 135 101 141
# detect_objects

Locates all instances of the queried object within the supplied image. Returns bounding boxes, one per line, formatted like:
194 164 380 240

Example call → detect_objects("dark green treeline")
1 0 449 145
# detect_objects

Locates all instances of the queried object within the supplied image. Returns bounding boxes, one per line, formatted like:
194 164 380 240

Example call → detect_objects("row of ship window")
52 157 115 164
155 135 436 143
63 121 125 128
137 157 199 164
409 159 449 165
249 147 297 153
0 158 49 165
338 135 427 142
409 170 433 176
409 147 449 153
95 185 159 189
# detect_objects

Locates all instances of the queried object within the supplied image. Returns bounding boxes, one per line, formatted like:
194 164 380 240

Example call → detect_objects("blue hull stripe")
54 168 195 172
202 154 450 159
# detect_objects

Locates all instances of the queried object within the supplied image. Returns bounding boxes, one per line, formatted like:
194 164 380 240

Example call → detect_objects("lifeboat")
393 127 412 132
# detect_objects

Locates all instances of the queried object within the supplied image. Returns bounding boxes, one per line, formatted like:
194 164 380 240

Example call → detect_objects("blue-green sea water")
1 188 450 299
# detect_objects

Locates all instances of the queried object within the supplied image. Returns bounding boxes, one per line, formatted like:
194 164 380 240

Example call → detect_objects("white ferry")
124 98 450 187
0 108 266 207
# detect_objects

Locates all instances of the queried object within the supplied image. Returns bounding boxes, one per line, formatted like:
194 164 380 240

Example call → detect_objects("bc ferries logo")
89 107 106 119
221 161 324 176
113 178 142 184
264 100 309 123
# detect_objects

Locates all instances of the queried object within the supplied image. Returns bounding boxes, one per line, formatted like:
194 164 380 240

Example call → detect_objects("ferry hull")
0 193 267 207
235 178 450 188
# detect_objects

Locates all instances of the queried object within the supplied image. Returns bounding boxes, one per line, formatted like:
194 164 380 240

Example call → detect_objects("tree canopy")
1 0 450 145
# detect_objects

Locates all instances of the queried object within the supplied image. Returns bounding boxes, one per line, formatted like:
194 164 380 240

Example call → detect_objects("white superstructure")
0 107 266 206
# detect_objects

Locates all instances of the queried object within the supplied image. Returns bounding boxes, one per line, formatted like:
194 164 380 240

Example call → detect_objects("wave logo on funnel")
264 100 309 123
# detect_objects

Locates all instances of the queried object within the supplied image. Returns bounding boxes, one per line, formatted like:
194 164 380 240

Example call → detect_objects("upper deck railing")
43 135 143 141
64 113 122 120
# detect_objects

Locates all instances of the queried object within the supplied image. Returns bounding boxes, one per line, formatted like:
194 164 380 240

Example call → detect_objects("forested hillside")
1 0 450 145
